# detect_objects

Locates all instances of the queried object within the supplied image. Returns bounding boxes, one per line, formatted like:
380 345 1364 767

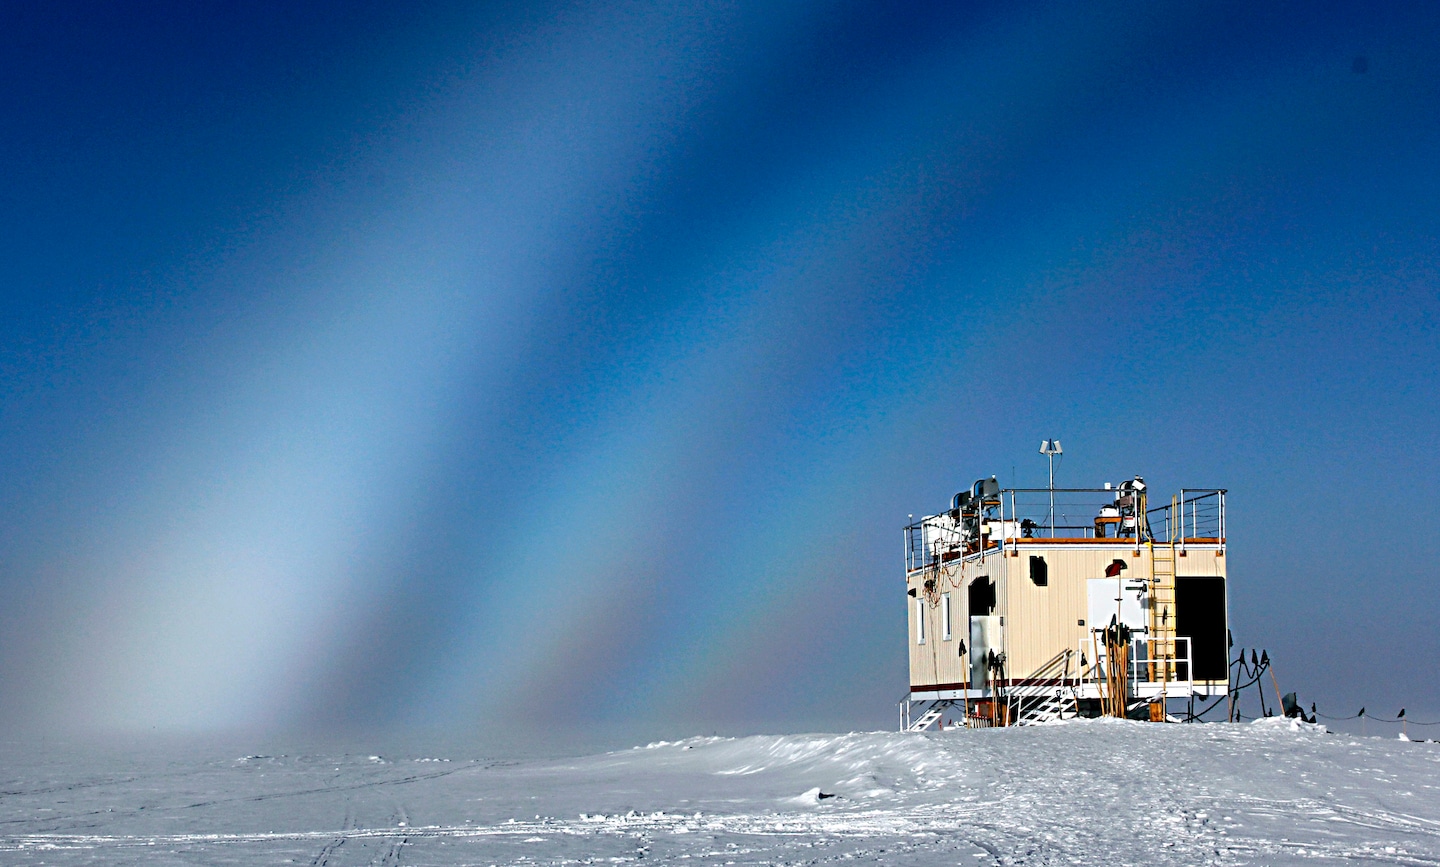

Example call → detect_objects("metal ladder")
1148 500 1179 692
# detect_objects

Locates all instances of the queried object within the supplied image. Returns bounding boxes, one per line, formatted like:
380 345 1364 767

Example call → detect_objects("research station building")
901 476 1228 729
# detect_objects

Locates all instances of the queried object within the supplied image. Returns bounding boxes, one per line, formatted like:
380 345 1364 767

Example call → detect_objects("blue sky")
0 0 1436 737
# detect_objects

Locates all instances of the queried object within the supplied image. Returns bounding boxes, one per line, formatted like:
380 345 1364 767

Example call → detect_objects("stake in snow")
902 460 1228 729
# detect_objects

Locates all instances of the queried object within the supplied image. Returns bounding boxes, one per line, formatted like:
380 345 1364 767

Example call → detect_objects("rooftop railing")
905 487 1226 572
1147 489 1226 545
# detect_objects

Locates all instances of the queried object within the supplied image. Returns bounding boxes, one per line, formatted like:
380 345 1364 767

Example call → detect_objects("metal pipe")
1179 489 1186 554
1048 452 1055 537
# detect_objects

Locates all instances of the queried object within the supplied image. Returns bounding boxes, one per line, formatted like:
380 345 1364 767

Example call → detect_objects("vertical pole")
1048 453 1055 538
962 651 971 727
1115 577 1123 702
1179 490 1186 555
1119 640 1129 718
1009 489 1016 554
906 518 913 573
1227 658 1234 723
1091 633 1103 717
1001 488 1007 556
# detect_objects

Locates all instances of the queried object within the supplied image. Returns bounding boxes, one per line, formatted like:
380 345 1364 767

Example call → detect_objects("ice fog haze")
0 1 1437 738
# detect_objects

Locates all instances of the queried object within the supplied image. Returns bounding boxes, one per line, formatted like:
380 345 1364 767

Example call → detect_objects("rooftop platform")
905 485 1225 574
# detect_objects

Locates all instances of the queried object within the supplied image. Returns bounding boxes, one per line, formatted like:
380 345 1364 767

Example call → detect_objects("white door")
1086 578 1147 635
969 615 1003 689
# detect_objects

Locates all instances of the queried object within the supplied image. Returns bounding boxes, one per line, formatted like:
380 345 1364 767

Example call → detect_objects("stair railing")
1008 649 1075 725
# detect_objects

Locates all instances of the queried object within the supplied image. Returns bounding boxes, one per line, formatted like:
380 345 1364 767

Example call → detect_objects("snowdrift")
2 719 1438 865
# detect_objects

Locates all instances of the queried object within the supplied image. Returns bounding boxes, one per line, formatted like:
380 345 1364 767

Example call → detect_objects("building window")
942 593 952 640
1029 556 1048 587
916 598 926 644
969 576 995 615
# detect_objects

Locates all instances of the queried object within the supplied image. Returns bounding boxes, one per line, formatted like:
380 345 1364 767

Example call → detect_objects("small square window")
1029 555 1048 587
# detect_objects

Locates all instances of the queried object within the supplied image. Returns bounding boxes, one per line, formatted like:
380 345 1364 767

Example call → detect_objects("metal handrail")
1084 637 1193 687
1007 649 1074 723
1146 489 1226 544
906 488 1226 570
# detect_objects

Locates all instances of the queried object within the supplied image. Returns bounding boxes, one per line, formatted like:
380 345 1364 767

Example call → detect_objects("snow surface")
3 719 1440 865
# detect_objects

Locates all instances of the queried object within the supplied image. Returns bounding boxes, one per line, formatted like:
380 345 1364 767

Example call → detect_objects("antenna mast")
1039 439 1063 537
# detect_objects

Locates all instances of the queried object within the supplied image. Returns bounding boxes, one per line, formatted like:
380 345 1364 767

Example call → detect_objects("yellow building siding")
908 543 1226 689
